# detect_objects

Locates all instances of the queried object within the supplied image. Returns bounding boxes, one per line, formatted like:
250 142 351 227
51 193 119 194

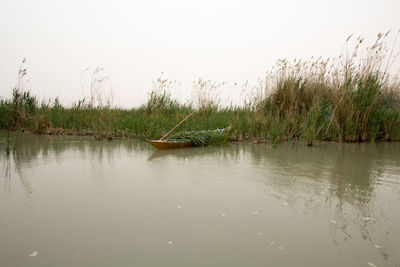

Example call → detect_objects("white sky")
0 0 399 107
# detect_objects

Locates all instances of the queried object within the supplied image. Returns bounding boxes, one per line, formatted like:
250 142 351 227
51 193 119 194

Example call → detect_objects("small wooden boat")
146 139 193 150
146 111 196 150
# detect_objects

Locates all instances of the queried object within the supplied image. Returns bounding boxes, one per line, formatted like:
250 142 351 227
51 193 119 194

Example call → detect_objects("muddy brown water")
1 132 399 266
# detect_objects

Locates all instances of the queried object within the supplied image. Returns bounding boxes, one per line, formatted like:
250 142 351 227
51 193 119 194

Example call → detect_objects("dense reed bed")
1 33 400 145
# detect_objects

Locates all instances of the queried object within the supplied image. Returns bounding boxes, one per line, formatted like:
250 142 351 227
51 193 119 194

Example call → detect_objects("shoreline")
3 127 399 147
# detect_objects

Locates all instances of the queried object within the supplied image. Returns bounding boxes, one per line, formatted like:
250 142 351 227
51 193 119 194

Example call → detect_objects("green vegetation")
1 33 400 145
167 129 230 146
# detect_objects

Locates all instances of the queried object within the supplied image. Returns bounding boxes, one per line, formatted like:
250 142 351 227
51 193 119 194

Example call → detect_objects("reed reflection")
147 141 399 260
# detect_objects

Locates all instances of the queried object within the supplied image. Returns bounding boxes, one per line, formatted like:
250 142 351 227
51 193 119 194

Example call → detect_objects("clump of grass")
144 75 183 114
7 59 38 128
193 78 222 116
81 67 113 108
250 31 400 143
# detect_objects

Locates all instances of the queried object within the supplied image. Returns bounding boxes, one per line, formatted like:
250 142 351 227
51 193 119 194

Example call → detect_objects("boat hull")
146 139 193 150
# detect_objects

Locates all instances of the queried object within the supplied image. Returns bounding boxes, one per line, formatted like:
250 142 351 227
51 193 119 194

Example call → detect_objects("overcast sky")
0 0 399 107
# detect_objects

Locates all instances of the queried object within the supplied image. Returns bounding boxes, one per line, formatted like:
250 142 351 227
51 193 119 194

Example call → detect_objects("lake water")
1 132 400 266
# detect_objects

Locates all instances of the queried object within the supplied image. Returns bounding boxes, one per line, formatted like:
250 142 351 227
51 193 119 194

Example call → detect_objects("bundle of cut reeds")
166 129 229 146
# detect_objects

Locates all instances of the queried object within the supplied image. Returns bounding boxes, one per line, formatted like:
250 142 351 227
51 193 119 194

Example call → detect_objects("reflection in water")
0 133 150 201
2 153 11 193
147 142 399 260
1 132 399 266
243 144 395 259
1 133 34 200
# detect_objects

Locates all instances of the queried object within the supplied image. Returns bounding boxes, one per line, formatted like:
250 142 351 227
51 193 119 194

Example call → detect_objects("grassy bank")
1 34 400 145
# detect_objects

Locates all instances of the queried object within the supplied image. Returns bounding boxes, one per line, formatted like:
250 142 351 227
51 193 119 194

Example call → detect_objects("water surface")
1 132 400 266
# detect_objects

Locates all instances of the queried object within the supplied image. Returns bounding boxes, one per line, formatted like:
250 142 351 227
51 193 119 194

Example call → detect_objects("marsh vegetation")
1 33 399 145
